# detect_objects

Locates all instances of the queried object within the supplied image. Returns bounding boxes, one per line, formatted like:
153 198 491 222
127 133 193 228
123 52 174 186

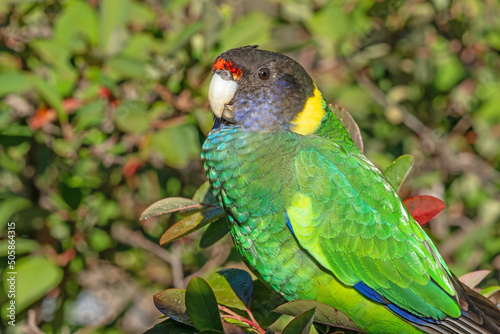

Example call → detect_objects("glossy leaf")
207 269 254 309
153 289 192 325
384 155 414 192
159 206 225 245
250 280 287 327
330 104 364 153
274 300 362 332
282 308 315 334
459 270 491 289
193 181 219 205
143 318 197 334
403 195 445 225
185 277 224 331
199 218 230 249
140 197 207 221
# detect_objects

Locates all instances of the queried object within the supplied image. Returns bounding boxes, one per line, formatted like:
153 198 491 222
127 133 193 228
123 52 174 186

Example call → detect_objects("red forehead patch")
212 57 242 79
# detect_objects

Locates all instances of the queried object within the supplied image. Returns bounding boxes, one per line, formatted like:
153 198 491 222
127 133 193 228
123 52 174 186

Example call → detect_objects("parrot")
201 45 500 333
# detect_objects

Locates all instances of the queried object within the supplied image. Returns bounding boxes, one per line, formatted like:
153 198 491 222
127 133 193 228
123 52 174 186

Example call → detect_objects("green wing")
287 136 461 320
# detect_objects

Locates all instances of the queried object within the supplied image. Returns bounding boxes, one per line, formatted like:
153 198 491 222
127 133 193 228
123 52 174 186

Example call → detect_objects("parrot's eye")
258 68 270 80
219 69 231 80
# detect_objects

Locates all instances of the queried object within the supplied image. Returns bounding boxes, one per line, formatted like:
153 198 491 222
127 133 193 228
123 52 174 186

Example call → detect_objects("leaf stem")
219 305 265 334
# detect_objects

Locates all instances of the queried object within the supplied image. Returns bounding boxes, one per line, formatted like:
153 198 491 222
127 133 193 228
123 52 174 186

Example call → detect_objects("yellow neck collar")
290 85 326 135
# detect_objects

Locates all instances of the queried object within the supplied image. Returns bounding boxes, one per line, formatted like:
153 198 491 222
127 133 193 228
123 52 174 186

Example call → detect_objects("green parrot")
201 46 500 333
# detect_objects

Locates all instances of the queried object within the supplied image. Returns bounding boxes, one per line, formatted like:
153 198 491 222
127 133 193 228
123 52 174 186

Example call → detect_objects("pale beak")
208 72 238 119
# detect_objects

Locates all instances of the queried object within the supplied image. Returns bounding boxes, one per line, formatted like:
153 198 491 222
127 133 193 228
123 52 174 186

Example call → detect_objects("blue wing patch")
284 210 296 237
354 281 385 303
354 281 438 325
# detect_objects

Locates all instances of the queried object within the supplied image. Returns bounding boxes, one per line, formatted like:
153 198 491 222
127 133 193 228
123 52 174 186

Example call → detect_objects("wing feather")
287 138 462 321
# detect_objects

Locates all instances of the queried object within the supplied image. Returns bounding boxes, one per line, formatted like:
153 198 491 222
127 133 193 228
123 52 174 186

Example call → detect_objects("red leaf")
99 86 120 107
29 106 57 129
99 87 112 99
62 98 83 113
404 195 445 225
122 157 143 177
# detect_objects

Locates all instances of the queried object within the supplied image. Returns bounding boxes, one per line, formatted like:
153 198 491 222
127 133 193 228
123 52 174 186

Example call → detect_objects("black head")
209 46 316 131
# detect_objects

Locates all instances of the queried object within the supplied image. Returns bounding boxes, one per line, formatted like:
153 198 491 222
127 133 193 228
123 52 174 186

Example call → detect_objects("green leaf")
313 322 361 334
89 228 113 252
185 276 223 331
153 289 193 326
114 100 150 134
150 123 202 169
250 280 287 327
29 74 66 123
159 206 224 244
192 181 219 205
0 197 31 230
2 256 63 317
282 308 315 334
199 218 230 249
166 21 204 53
107 57 149 80
307 4 349 44
434 55 466 91
140 197 207 221
74 100 106 131
459 270 491 289
207 269 254 310
330 104 364 153
0 72 31 97
274 300 361 332
53 0 98 49
384 155 414 192
481 286 500 298
120 33 155 60
218 12 271 54
28 40 78 97
98 0 131 55
0 238 38 257
60 181 82 210
129 1 156 26
144 318 197 334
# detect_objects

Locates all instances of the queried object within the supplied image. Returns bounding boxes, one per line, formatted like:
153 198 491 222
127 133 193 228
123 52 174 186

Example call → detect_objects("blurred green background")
1 0 499 332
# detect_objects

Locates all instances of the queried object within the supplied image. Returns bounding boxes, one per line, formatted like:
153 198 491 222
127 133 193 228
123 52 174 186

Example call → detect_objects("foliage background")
1 0 499 332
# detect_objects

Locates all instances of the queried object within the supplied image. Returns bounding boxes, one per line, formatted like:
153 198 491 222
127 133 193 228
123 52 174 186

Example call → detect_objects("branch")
23 310 44 334
111 223 184 288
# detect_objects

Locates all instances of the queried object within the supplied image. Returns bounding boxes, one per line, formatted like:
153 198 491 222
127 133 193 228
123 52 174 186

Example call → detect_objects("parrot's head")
208 45 326 134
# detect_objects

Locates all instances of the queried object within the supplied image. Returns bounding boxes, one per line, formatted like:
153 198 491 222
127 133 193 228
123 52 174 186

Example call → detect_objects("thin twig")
111 223 184 288
23 310 44 334
182 243 231 286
